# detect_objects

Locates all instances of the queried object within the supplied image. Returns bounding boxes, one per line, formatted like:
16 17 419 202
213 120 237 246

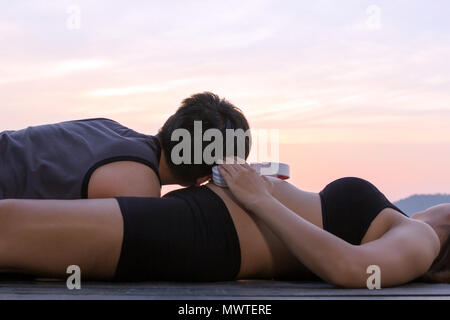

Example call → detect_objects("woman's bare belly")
206 180 401 280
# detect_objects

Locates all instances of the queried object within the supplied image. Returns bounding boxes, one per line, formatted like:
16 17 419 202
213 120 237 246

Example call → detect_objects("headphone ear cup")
250 162 290 179
211 162 290 187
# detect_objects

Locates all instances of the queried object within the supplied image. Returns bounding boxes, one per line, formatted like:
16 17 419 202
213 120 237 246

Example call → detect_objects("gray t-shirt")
0 118 161 199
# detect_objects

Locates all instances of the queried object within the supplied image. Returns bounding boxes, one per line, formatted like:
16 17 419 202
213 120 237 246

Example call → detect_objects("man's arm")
87 161 161 198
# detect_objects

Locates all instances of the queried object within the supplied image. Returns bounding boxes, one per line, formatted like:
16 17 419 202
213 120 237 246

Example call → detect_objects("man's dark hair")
158 92 251 184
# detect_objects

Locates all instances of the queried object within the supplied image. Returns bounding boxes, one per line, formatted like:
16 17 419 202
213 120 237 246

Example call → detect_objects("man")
0 92 251 200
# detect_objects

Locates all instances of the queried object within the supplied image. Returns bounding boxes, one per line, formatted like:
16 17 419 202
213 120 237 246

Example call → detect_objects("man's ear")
195 175 212 186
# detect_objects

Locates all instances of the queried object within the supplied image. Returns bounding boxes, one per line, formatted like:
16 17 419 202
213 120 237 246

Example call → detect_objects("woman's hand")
218 160 275 211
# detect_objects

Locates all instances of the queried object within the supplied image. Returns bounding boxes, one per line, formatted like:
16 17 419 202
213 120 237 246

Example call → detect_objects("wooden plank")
1 280 450 300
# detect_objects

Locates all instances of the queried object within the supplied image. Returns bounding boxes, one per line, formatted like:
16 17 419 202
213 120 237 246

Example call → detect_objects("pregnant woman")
0 163 448 287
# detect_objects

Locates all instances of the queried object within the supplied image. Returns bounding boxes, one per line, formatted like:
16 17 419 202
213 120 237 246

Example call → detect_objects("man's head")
158 92 251 186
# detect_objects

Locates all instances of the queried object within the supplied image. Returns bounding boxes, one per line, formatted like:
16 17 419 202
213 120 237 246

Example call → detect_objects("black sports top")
319 177 408 245
0 118 161 200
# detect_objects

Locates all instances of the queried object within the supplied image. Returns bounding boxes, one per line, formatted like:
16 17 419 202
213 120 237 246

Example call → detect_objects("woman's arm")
249 196 358 285
219 163 440 288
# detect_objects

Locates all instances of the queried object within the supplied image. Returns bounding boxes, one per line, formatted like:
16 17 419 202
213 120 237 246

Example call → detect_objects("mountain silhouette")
394 194 450 216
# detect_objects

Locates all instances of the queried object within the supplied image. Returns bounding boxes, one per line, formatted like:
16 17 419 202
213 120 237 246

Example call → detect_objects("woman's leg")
0 198 123 280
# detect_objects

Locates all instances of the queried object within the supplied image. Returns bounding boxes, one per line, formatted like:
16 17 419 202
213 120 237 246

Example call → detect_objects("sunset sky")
1 1 449 201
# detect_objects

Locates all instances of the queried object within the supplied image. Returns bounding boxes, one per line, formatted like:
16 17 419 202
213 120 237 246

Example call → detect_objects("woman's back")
206 180 321 280
206 177 407 280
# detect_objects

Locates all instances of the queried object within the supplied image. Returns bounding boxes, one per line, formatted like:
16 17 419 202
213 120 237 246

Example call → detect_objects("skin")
87 142 210 199
88 161 162 198
0 165 447 287
0 199 123 280
218 163 444 288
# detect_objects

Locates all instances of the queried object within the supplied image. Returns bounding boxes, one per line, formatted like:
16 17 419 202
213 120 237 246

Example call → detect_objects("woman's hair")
158 92 251 184
421 224 450 283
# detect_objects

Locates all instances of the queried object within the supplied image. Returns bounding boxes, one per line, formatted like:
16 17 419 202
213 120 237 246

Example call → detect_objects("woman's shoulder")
388 212 441 256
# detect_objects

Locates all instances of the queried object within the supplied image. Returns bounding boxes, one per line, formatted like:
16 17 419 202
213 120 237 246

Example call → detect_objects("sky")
1 0 449 201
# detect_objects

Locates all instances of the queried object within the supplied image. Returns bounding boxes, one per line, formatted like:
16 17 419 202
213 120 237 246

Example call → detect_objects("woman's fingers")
241 162 254 171
219 157 259 185
221 163 238 177
221 157 245 175
218 165 233 185
216 159 273 211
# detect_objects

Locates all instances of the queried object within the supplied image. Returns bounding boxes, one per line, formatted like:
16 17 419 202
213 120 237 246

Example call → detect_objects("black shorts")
113 186 241 282
319 177 407 245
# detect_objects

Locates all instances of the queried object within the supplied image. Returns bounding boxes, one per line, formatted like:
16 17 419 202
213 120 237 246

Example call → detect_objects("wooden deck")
1 280 450 300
